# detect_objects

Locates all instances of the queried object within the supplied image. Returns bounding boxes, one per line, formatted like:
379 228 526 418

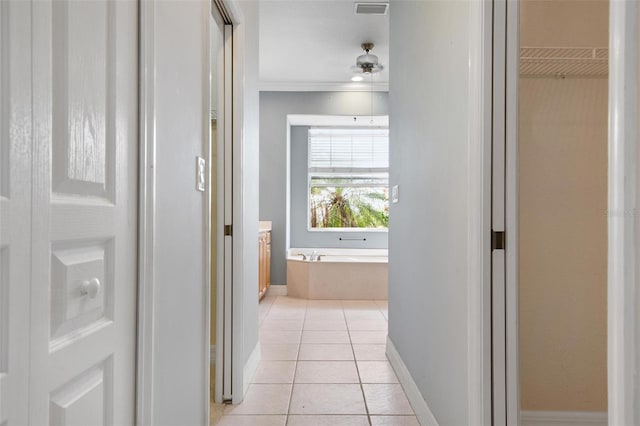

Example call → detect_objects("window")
308 127 389 230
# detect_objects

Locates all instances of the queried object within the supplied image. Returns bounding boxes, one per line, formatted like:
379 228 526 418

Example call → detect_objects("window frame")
306 127 390 233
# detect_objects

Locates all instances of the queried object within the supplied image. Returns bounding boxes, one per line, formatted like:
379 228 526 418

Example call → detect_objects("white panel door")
28 0 139 424
0 1 33 424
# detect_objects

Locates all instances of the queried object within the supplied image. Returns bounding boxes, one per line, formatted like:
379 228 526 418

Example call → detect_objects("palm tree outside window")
308 127 389 230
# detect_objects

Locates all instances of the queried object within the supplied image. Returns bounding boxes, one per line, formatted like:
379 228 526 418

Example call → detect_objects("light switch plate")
392 185 399 203
196 157 206 192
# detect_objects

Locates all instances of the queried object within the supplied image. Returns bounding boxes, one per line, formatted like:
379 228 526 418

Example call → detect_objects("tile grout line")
250 298 406 425
342 300 374 426
284 298 307 425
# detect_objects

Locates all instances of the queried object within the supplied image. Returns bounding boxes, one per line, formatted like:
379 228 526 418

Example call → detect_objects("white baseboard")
210 345 216 365
266 285 287 296
243 342 261 393
386 337 439 426
521 411 607 426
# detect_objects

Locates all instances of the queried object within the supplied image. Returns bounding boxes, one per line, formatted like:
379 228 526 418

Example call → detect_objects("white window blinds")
308 128 389 169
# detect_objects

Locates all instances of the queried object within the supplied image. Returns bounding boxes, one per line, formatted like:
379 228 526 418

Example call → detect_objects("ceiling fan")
351 42 384 75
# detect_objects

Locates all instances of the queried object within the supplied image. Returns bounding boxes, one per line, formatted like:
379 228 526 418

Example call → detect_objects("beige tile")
274 295 307 303
357 361 399 383
269 302 306 313
375 300 389 309
274 295 305 301
259 318 304 330
260 343 299 361
304 310 346 321
259 313 269 326
272 301 307 310
298 344 354 361
260 295 277 305
287 415 369 425
267 311 307 320
342 300 380 310
251 361 296 384
347 319 388 331
259 305 271 315
363 384 414 415
216 415 287 426
370 416 421 426
289 384 367 415
269 305 307 314
224 384 291 415
295 361 359 383
210 402 225 425
349 331 388 344
307 300 344 309
259 330 302 344
303 319 347 331
301 330 350 344
344 310 387 321
353 344 388 361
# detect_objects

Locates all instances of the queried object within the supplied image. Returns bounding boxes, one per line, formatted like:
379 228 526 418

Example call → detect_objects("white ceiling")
259 0 389 91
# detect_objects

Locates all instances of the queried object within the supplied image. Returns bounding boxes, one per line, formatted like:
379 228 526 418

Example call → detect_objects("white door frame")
136 0 156 422
208 2 234 405
218 20 234 404
608 2 639 425
468 0 520 423
505 0 520 424
485 0 519 424
466 0 493 424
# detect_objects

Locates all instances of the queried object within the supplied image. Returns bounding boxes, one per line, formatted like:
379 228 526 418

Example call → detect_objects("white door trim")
608 2 639 425
226 0 252 403
220 21 234 402
491 1 508 423
137 0 156 423
486 0 520 423
467 0 493 424
505 0 520 423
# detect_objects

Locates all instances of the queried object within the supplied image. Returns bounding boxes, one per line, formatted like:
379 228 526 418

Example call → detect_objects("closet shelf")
520 47 608 77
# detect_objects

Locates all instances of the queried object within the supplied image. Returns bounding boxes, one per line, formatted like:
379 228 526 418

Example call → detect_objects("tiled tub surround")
214 295 418 426
287 249 388 300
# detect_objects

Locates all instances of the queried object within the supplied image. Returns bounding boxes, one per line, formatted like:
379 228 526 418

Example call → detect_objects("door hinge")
224 224 232 236
492 230 505 250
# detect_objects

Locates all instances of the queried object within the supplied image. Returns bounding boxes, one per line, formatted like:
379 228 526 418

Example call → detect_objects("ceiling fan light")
351 42 384 76
356 53 379 67
351 75 364 82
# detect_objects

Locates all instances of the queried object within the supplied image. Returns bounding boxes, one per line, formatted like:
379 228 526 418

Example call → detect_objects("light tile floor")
213 295 419 426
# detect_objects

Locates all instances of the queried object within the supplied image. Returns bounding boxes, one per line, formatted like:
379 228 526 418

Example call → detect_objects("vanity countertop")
259 221 272 232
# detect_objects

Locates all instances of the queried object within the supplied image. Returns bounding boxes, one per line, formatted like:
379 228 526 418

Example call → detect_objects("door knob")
81 278 101 299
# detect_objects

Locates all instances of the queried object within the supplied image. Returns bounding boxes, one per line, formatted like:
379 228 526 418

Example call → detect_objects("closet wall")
519 0 608 412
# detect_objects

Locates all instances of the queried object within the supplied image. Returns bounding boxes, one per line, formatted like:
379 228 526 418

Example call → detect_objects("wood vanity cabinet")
258 230 271 299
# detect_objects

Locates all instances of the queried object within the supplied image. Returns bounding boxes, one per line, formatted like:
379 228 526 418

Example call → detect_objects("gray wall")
153 1 210 422
260 92 389 285
289 125 388 250
388 1 471 425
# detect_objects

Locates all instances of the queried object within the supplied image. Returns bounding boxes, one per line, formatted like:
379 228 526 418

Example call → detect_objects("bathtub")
286 249 388 300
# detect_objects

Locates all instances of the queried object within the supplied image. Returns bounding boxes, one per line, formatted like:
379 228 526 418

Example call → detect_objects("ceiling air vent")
354 2 389 15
